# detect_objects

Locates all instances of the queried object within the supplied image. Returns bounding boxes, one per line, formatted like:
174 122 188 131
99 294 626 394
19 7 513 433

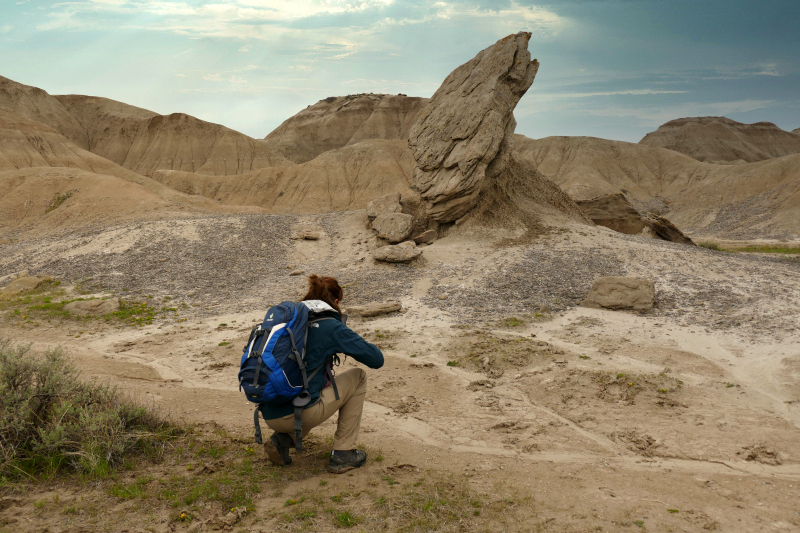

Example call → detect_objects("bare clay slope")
56 94 292 177
152 139 414 213
263 94 428 163
0 75 88 149
515 135 800 238
639 116 800 163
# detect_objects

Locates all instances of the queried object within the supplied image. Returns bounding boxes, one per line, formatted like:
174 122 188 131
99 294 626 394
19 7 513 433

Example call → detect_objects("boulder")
408 32 539 222
580 277 655 311
372 213 413 243
64 298 121 316
1 275 50 294
345 301 402 317
366 193 402 221
413 229 438 245
372 241 423 263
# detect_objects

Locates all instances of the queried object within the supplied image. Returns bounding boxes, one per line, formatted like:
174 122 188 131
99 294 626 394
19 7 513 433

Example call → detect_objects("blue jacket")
260 309 383 420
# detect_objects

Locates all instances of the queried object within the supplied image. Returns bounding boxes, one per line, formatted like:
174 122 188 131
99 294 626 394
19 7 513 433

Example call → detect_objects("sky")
1 0 799 142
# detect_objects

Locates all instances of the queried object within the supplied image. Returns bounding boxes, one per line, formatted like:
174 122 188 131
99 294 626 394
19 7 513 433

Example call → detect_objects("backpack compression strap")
288 316 338 452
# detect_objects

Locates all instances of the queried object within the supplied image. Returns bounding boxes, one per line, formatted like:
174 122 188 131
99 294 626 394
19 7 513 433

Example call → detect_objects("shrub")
0 339 180 479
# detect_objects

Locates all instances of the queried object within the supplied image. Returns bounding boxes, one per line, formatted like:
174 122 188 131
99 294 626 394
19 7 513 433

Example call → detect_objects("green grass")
45 190 77 213
0 279 185 327
735 245 800 254
698 241 725 251
699 242 800 255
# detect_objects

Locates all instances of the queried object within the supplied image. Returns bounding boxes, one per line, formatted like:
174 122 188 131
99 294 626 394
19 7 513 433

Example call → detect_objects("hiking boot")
265 432 293 466
328 449 367 474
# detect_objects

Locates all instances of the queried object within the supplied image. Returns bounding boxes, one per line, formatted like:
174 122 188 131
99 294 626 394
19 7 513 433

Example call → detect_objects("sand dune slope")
639 116 800 163
0 75 88 149
152 139 415 213
515 135 800 238
56 95 292 176
263 94 428 163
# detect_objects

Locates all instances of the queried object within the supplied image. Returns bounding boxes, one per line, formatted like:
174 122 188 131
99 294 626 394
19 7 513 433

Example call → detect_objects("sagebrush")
0 339 180 479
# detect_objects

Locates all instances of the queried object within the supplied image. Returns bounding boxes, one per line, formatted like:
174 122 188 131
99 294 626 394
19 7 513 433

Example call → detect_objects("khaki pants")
264 367 367 451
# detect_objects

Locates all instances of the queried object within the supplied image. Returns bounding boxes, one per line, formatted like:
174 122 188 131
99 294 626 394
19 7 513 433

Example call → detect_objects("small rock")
63 298 121 316
290 270 304 276
346 302 402 317
413 229 438 245
580 277 655 311
438 294 448 300
372 241 423 263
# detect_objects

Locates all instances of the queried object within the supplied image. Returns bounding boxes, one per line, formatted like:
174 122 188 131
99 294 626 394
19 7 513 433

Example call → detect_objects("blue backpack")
239 301 339 451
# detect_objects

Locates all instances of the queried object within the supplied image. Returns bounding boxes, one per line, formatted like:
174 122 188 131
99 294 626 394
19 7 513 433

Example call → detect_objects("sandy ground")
2 212 800 532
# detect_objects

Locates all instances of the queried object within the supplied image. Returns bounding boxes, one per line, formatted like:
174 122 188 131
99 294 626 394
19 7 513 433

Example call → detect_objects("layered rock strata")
408 32 539 222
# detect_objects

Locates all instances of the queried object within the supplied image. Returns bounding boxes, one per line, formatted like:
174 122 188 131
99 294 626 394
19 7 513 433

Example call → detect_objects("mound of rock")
408 32 539 222
639 116 800 163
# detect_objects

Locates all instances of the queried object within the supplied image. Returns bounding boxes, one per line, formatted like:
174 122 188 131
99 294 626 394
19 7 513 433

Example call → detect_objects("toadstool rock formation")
407 32 539 222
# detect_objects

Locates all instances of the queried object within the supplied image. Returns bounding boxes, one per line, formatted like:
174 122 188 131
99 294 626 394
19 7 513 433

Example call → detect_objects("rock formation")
639 116 800 163
793 127 800 135
575 193 695 245
408 32 539 222
264 94 428 164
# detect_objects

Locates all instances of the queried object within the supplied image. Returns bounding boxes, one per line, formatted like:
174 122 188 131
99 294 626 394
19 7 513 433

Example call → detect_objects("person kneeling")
261 275 384 473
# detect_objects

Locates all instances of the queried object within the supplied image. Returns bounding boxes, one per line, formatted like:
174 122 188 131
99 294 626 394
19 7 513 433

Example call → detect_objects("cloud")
0 25 13 34
239 44 252 52
558 99 779 125
534 89 690 100
229 75 248 84
203 73 224 82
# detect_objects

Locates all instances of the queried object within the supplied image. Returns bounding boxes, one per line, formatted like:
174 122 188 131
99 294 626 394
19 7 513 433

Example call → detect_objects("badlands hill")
639 116 800 163
55 94 291 176
263 93 428 164
0 80 255 235
153 139 414 214
514 135 800 238
794 127 800 135
0 75 88 149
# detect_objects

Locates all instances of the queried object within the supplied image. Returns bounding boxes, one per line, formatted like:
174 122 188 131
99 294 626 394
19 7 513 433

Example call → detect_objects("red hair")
303 275 343 314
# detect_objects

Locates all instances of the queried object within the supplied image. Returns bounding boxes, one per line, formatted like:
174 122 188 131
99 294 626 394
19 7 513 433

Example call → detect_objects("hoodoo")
408 32 539 222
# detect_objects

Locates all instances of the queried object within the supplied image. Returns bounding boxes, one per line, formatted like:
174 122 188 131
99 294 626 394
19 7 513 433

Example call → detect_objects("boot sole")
327 459 366 474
